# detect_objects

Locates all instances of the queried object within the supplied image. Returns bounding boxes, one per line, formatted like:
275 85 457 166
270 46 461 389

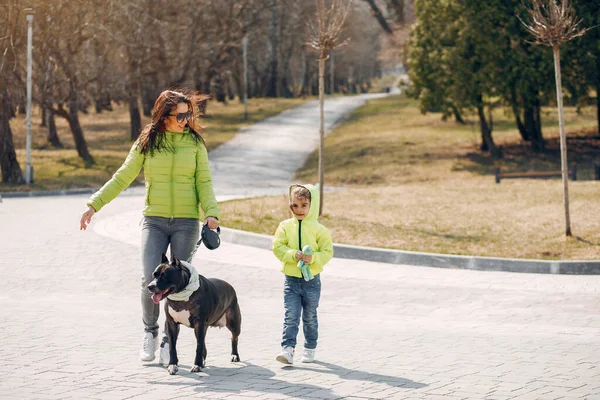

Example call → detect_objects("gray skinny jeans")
141 216 199 337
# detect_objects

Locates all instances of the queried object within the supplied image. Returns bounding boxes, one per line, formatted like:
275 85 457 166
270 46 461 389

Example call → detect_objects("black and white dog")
147 253 241 375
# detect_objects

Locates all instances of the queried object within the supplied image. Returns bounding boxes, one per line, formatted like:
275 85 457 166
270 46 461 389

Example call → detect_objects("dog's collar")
167 260 200 302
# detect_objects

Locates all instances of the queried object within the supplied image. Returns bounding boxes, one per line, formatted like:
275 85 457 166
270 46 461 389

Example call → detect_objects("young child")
272 184 333 364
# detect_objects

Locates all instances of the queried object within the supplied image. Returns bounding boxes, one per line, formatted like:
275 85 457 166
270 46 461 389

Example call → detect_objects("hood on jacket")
289 183 320 222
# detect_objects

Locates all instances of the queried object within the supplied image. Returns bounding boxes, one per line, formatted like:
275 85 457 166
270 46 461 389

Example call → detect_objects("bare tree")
266 0 280 97
0 1 25 184
363 0 393 34
308 0 352 215
35 0 104 165
520 0 588 237
97 0 165 140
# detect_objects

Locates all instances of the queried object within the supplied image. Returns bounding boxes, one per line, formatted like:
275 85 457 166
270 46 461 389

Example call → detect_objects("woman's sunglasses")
169 111 193 124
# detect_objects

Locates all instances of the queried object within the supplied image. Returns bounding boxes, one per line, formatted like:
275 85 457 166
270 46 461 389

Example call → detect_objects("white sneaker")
139 332 158 362
158 338 170 367
301 349 315 363
276 346 294 364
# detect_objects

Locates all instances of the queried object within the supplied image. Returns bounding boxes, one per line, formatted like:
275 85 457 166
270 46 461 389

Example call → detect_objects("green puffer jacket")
272 184 333 278
87 129 220 220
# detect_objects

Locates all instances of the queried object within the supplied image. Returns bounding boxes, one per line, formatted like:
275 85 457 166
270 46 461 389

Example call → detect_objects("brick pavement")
2 91 599 399
1 194 600 400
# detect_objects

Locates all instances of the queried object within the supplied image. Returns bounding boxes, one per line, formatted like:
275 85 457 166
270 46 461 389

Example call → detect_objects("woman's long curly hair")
137 89 211 156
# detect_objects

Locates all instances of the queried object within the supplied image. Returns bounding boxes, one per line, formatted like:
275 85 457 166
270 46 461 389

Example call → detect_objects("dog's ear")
170 254 181 267
161 253 169 264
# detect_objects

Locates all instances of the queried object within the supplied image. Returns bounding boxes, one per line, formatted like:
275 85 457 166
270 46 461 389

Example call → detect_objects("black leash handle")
187 226 220 263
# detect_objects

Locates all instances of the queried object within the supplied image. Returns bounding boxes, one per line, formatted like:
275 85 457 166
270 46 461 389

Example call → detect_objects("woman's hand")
204 216 219 230
80 206 96 231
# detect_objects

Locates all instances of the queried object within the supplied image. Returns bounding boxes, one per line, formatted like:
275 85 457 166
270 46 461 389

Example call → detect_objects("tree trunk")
363 0 394 34
212 73 227 103
46 107 62 148
232 64 243 103
242 35 249 114
42 64 62 148
522 99 544 151
349 65 357 94
300 48 308 97
523 105 535 139
0 89 24 184
510 87 529 141
318 57 325 216
56 89 94 165
451 104 465 125
94 92 112 114
67 99 94 164
266 0 279 98
329 51 335 94
129 94 141 141
389 0 405 23
41 107 47 127
512 105 528 141
227 76 235 101
141 82 156 117
553 46 571 237
252 65 261 97
596 81 600 133
127 58 142 139
476 101 501 159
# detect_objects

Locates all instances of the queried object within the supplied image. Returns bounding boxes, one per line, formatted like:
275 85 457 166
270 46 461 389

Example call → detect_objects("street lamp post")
242 34 249 120
25 10 34 184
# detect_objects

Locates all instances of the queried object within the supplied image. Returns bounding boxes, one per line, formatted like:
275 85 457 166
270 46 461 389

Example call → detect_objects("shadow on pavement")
147 361 336 398
145 360 427 398
305 360 427 389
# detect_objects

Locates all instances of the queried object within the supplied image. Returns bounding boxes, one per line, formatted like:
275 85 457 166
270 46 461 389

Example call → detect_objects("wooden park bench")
495 164 578 184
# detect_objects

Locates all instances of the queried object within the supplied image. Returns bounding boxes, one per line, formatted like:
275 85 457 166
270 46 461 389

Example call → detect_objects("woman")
79 89 220 364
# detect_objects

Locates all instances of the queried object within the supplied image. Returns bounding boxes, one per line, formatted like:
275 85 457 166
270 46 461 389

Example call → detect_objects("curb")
0 188 99 198
219 227 600 275
0 184 146 199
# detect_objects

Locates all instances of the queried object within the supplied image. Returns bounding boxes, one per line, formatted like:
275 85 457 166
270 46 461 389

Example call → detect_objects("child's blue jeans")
281 274 321 350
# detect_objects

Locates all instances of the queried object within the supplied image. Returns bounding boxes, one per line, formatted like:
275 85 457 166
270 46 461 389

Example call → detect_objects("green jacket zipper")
298 220 302 250
170 132 175 218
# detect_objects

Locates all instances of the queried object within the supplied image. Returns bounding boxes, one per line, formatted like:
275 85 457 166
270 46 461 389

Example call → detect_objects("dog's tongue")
151 292 163 305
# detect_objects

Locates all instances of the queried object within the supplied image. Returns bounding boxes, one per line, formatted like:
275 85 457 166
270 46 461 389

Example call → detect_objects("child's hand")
295 251 303 260
301 254 312 264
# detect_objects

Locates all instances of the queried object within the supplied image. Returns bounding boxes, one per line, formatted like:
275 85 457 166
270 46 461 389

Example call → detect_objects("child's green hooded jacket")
86 129 219 220
272 184 333 278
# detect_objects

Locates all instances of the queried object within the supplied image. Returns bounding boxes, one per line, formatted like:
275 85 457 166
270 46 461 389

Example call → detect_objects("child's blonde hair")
290 185 311 202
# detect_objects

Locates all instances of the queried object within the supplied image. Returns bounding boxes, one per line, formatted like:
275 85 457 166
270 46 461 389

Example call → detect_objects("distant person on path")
272 184 333 364
79 89 220 365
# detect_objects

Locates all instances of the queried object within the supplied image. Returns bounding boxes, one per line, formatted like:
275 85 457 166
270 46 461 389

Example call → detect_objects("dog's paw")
190 365 202 373
167 364 178 375
231 354 240 362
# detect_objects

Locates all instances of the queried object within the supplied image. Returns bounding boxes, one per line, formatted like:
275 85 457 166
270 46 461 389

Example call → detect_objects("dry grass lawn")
220 95 600 260
2 97 307 192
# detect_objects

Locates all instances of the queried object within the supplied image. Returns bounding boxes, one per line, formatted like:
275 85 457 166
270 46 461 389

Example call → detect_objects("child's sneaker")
300 348 315 363
276 346 294 364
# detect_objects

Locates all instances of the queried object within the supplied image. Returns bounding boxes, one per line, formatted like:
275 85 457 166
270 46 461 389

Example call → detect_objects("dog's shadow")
147 360 427 398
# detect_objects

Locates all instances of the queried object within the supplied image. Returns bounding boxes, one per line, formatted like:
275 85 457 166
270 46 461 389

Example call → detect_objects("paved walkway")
209 94 385 200
1 95 600 400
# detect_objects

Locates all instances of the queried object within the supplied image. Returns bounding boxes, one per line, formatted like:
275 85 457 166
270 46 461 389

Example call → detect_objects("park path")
208 93 386 200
